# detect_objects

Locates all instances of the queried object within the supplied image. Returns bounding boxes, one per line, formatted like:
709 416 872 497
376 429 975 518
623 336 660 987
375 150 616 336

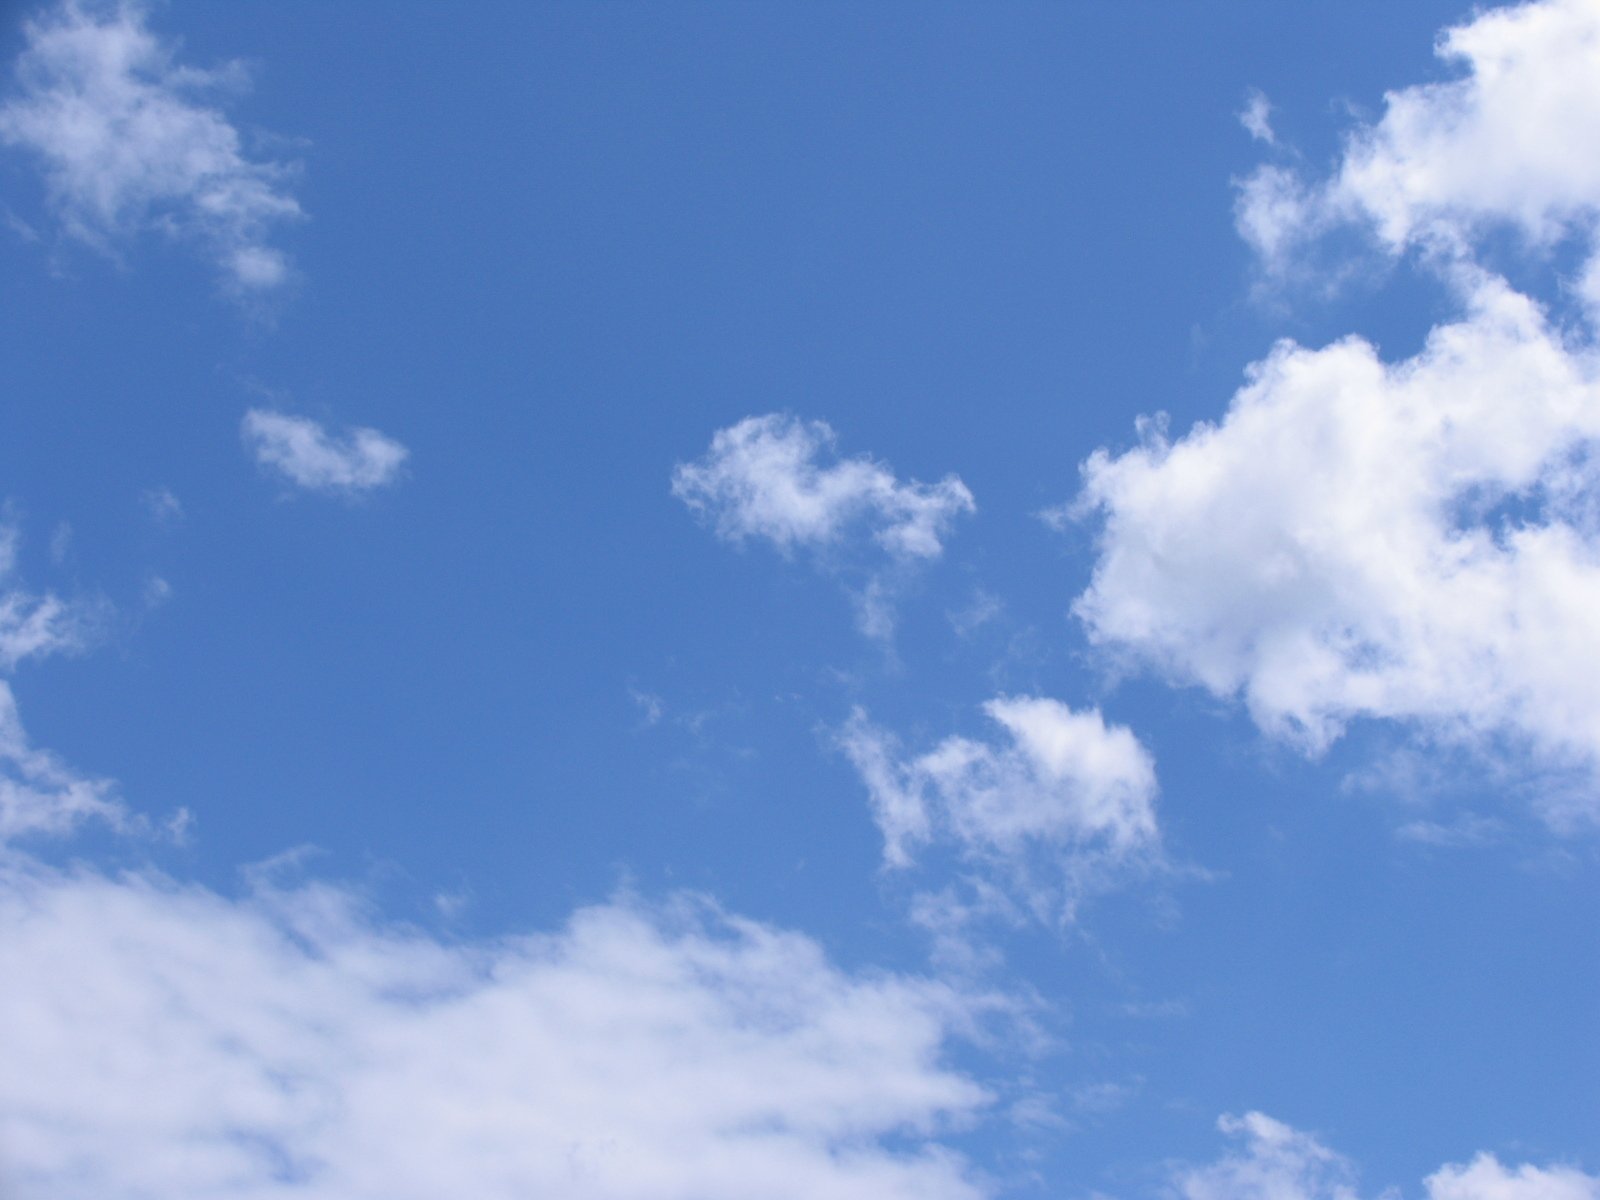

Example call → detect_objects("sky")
0 0 1597 1196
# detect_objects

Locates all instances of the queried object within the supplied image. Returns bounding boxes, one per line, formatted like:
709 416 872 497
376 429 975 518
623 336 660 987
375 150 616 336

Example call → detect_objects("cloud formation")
842 697 1159 921
1176 1111 1600 1200
0 681 124 841
0 0 302 291
0 861 994 1200
0 518 104 674
1236 0 1600 309
1074 0 1600 809
0 518 125 840
244 409 409 495
674 415 974 636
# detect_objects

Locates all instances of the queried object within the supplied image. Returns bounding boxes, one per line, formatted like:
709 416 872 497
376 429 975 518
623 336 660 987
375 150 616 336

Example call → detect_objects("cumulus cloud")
1176 1111 1600 1200
0 860 993 1200
0 0 302 292
841 697 1159 921
1073 0 1600 811
244 409 409 495
1076 278 1600 771
673 415 974 636
1427 1156 1600 1200
1236 0 1600 310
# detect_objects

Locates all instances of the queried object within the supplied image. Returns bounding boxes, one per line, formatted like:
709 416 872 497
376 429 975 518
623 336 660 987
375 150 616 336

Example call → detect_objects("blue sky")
0 1 1597 1197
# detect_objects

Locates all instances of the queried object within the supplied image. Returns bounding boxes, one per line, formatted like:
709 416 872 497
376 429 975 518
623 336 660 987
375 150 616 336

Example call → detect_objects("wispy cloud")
141 486 183 525
1175 1110 1600 1200
0 0 302 293
0 681 125 841
244 410 409 495
674 414 974 636
1239 88 1275 145
0 518 99 670
0 519 123 840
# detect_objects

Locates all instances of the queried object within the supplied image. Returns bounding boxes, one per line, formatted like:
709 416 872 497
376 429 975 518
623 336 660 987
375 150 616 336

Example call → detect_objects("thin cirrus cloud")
0 0 302 292
841 697 1161 925
1175 1111 1600 1200
1070 0 1600 819
673 414 975 637
0 518 100 672
0 522 123 840
0 681 124 841
244 409 409 496
0 859 994 1200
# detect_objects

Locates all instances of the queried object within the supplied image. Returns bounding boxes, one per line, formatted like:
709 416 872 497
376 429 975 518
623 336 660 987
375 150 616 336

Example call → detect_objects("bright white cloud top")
674 414 975 636
244 409 409 495
674 413 974 559
843 697 1159 919
1074 0 1600 809
1237 0 1600 305
0 862 991 1200
0 0 301 291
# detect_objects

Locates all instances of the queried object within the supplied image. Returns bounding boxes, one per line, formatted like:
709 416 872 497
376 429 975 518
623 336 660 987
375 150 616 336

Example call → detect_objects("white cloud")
142 485 183 525
673 415 974 636
0 519 97 670
244 409 409 495
1075 276 1600 783
841 697 1159 920
0 0 301 292
674 415 974 559
0 584 84 670
1176 1112 1361 1200
0 859 994 1200
1240 89 1276 145
0 519 124 840
1427 1156 1600 1200
1236 0 1600 313
0 681 125 841
1075 0 1600 808
1176 1112 1600 1200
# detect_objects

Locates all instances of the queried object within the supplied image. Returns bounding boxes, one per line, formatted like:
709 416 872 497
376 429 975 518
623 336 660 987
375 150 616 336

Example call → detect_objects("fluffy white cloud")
244 409 409 495
1076 0 1600 805
0 0 301 291
674 415 974 636
674 415 974 559
1177 1112 1600 1200
0 859 994 1200
1237 0 1600 313
841 697 1159 921
1076 277 1600 776
1427 1156 1600 1200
